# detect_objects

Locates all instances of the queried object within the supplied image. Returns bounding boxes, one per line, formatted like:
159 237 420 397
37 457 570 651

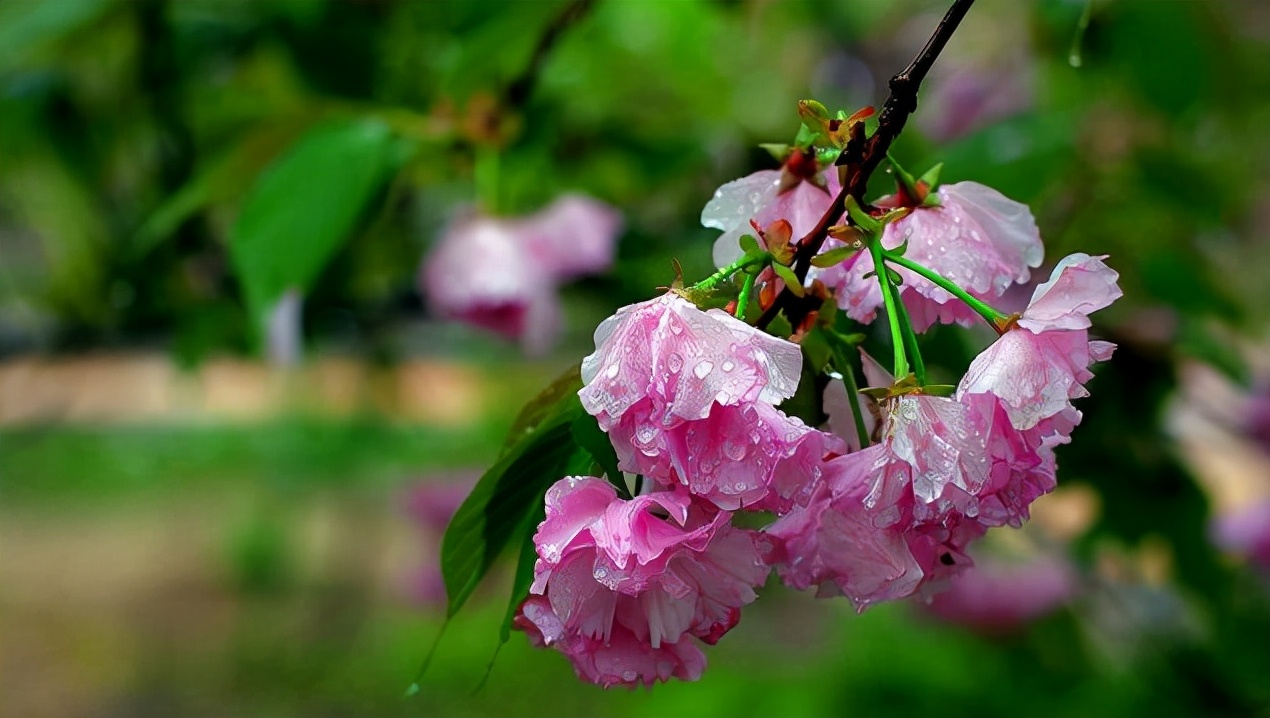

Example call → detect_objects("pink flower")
1212 500 1270 570
958 254 1121 433
421 194 622 354
516 596 706 688
818 182 1043 330
519 477 769 686
703 166 841 268
766 452 989 609
608 398 845 511
579 293 803 430
923 551 1077 633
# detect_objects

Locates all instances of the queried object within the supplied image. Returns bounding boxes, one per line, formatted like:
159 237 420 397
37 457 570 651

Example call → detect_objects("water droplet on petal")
694 360 714 379
721 360 735 372
667 352 684 372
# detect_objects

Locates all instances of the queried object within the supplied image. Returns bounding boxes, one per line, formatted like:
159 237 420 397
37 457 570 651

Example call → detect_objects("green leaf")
0 0 113 69
920 384 957 397
498 511 544 644
844 196 882 236
571 411 628 499
502 365 583 453
810 244 858 268
758 143 790 162
441 392 586 618
918 162 944 191
772 264 805 297
229 118 412 330
738 234 763 257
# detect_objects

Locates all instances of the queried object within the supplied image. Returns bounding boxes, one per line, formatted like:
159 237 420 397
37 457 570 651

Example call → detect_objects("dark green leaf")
230 118 412 328
501 365 584 453
441 392 586 618
571 411 628 499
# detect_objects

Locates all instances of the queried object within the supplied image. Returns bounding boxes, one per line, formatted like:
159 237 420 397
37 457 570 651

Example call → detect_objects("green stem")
827 336 871 449
883 251 1007 328
870 240 909 379
887 279 926 385
693 254 766 291
735 272 757 322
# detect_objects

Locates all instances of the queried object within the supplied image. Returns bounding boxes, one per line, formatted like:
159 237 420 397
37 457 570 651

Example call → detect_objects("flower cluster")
511 144 1122 687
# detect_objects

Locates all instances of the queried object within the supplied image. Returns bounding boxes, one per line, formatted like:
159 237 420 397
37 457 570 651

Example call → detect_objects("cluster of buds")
512 106 1121 687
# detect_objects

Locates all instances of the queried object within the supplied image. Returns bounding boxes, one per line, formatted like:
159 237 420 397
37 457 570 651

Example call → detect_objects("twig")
504 0 597 108
757 0 975 330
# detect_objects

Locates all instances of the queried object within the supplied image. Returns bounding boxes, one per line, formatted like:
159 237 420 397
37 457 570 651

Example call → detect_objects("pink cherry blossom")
704 168 842 268
819 182 1043 330
608 398 846 511
516 596 707 688
1016 253 1124 333
579 293 803 430
421 194 622 354
924 551 1077 633
522 476 768 684
766 450 990 609
958 254 1121 433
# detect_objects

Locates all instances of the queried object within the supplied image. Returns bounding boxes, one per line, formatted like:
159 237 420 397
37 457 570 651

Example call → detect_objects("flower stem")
826 335 871 449
870 240 909 379
735 272 757 322
883 251 1007 329
887 279 926 385
693 255 765 291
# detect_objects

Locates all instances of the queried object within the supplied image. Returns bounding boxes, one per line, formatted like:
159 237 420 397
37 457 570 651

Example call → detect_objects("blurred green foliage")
3 0 1270 716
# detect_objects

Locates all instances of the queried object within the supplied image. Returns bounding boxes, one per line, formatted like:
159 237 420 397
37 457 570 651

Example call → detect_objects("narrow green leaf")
230 118 412 330
918 162 944 191
772 264 805 297
810 244 858 268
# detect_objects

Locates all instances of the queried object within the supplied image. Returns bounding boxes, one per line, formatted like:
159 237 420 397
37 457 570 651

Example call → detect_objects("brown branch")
504 0 598 108
757 0 975 330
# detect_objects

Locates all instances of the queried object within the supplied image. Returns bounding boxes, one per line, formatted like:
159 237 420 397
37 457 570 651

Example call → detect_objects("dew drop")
622 670 638 682
667 352 684 372
694 360 715 379
721 360 735 372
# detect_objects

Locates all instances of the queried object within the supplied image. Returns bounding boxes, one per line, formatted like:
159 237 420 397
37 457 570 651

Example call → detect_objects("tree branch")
757 0 975 330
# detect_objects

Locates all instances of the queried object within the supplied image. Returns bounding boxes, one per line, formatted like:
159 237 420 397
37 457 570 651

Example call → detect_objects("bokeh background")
3 0 1270 716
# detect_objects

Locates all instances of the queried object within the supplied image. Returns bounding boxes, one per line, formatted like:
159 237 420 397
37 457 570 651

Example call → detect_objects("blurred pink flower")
1212 500 1270 570
703 163 842 268
1245 385 1270 453
402 475 476 606
518 477 768 687
923 552 1077 634
422 194 622 355
820 182 1043 330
